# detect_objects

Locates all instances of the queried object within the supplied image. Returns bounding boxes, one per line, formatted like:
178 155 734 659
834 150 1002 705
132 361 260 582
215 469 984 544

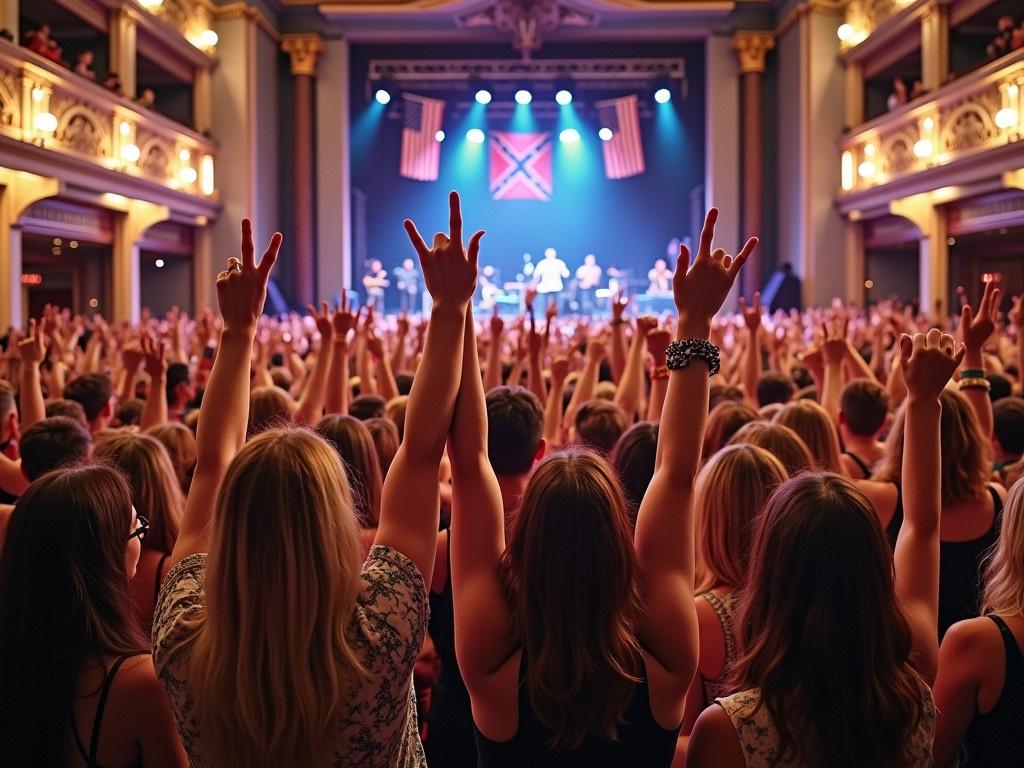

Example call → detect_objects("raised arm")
610 293 629 382
959 281 999 440
391 313 410 373
526 309 547 404
294 303 334 425
562 335 604 432
636 209 756 708
326 290 356 415
544 355 569 447
139 333 168 430
1012 295 1024 384
484 307 505 392
376 191 481 583
739 292 762 408
820 318 848 425
368 332 399 402
16 319 46 430
895 329 964 683
615 316 656 421
170 220 282 566
645 328 671 423
447 306 517 684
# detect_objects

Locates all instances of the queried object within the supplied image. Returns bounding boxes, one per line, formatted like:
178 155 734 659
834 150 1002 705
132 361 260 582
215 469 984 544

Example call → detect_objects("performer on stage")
392 258 421 313
575 254 602 314
362 259 390 310
532 247 570 312
647 258 673 295
479 265 502 310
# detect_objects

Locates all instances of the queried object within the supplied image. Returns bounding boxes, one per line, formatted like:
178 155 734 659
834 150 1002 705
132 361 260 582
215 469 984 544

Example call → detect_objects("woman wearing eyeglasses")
0 465 187 767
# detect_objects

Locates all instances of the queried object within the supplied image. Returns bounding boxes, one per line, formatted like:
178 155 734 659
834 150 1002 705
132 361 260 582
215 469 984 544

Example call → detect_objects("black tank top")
962 615 1024 767
71 653 147 768
842 450 872 479
885 485 1003 638
474 654 679 767
428 529 466 692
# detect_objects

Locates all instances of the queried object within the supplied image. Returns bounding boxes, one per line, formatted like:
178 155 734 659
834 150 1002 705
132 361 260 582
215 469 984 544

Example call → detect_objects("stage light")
466 128 485 144
598 127 613 141
435 130 446 142
374 89 391 105
654 88 671 104
515 89 532 105
555 89 573 106
559 128 580 143
475 89 492 105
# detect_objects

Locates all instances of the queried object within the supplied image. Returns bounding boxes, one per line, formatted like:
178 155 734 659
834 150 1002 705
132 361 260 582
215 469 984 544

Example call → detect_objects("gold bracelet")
958 377 991 391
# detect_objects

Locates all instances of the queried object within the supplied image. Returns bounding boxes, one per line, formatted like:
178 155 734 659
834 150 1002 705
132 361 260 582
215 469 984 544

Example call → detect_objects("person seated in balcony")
887 77 908 111
910 79 928 100
74 50 96 80
102 72 124 97
24 24 52 56
987 15 1017 59
137 88 156 109
1012 20 1024 52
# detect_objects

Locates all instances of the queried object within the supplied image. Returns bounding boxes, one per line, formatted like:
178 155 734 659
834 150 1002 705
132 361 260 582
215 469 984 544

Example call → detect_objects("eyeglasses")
128 515 149 543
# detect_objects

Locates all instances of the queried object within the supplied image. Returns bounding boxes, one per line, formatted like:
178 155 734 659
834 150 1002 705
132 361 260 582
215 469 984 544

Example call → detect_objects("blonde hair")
145 422 197 494
93 432 183 554
179 429 367 767
774 399 843 473
982 479 1024 616
696 445 788 592
248 386 295 436
873 389 990 508
703 401 760 459
728 421 815 478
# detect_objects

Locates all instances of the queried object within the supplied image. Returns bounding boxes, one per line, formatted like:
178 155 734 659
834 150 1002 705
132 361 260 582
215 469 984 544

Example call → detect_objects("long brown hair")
501 448 643 748
728 421 815 477
703 401 759 458
0 466 146 765
773 399 843 473
146 422 197 494
94 432 184 554
732 473 925 767
873 388 989 508
315 414 384 527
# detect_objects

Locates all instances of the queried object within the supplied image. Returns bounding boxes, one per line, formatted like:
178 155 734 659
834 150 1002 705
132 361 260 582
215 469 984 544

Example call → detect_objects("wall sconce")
200 155 214 196
34 111 57 146
841 150 854 191
180 166 198 185
121 143 141 163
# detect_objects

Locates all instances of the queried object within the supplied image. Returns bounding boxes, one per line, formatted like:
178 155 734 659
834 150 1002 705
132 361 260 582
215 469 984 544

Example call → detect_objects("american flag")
597 95 645 179
400 93 444 181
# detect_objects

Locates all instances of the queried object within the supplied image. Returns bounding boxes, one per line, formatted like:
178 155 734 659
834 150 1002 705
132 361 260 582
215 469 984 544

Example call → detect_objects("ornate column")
891 194 948 320
109 8 137 98
282 34 323 308
731 31 774 299
112 200 169 323
921 4 949 93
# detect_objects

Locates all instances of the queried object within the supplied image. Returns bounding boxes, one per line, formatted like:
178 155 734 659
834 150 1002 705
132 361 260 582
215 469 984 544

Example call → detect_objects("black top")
963 615 1024 767
886 485 1003 637
475 654 679 767
428 529 466 692
71 653 147 768
842 450 872 479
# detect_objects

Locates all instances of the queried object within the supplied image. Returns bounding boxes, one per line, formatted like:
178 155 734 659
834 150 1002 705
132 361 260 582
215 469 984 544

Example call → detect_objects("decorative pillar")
193 221 213 313
0 170 60 329
921 4 949 93
2 0 18 44
282 34 323 308
109 8 138 98
845 61 864 128
112 200 169 323
891 194 948 320
193 67 212 135
732 31 775 299
844 219 865 306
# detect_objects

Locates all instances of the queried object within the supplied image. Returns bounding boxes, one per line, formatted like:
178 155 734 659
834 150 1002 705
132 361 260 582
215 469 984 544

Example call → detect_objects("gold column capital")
731 31 775 74
282 34 324 77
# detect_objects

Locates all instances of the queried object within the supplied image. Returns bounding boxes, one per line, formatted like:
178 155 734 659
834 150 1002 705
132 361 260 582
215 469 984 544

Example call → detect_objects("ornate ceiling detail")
457 0 598 58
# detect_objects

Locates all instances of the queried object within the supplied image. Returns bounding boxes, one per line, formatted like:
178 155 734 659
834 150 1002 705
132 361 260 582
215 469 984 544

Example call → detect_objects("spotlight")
555 89 573 106
435 130 446 142
559 128 580 143
374 89 391 105
515 89 532 105
598 127 613 141
654 88 672 104
466 128 486 144
155 259 165 268
475 89 492 105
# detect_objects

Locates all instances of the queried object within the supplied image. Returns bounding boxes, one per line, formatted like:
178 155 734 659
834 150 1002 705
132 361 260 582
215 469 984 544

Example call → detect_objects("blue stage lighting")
555 89 573 105
654 87 672 104
374 89 391 105
475 89 492 105
466 128 486 144
515 89 533 105
559 128 580 143
598 127 613 141
435 130 446 142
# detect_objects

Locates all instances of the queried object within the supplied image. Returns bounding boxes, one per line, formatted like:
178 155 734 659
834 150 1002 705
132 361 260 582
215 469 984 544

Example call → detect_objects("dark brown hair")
574 400 629 456
840 379 890 437
364 417 399 477
486 386 544 476
610 421 658 523
703 401 760 458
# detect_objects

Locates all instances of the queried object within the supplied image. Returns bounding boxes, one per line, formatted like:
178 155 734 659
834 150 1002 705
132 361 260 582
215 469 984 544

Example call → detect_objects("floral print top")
151 546 428 767
716 681 936 767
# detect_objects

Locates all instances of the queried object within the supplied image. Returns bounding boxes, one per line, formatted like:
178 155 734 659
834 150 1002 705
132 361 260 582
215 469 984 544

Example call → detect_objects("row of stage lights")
373 85 672 144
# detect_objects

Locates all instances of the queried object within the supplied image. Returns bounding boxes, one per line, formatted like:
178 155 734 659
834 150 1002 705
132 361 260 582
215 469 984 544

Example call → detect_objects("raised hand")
545 300 558 323
960 280 1000 352
1008 294 1023 332
673 209 757 335
900 329 965 403
490 305 504 337
17 318 45 365
366 333 385 359
551 355 570 385
331 289 357 339
645 328 672 361
524 286 538 312
216 219 282 335
141 332 167 380
636 315 659 338
821 316 849 366
397 312 411 337
121 341 145 372
587 335 607 362
403 191 482 310
738 291 762 333
612 291 630 321
307 301 333 341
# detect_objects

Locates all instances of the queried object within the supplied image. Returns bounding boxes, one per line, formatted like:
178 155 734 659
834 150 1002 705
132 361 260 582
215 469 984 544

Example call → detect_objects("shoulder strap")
988 615 1024 670
843 450 871 478
154 552 171 604
88 653 147 764
988 485 1004 521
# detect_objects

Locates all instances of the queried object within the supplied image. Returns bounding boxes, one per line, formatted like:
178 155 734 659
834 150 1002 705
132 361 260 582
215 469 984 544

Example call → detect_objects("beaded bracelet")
958 377 991 391
665 339 721 378
960 368 985 380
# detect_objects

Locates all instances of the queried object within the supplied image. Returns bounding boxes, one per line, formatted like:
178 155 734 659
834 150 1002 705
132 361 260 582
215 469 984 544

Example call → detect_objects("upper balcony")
836 44 1023 212
0 38 218 218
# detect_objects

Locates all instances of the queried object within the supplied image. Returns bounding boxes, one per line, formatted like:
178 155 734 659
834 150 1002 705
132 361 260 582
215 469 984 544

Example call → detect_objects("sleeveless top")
885 485 1003 637
842 450 872 479
428 529 466 693
71 653 148 768
698 590 740 703
962 615 1024 767
717 680 936 767
475 654 679 767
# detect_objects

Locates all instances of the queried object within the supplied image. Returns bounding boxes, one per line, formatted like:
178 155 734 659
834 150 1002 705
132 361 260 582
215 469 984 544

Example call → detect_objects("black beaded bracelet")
665 338 721 378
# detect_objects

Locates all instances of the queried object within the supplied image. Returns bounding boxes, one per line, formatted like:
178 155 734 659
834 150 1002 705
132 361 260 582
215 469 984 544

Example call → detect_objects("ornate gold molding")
213 2 281 42
282 34 324 77
731 30 775 74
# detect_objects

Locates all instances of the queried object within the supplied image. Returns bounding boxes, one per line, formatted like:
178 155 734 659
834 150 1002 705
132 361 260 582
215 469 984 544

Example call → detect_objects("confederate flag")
489 131 553 201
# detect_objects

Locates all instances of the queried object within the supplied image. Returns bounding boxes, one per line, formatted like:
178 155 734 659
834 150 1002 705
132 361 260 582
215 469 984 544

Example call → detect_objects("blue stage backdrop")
349 41 706 310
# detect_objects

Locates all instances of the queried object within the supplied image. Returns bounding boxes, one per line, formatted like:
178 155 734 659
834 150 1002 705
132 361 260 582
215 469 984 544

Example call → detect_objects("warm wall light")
34 111 57 134
180 166 198 184
913 139 932 157
200 155 214 195
995 107 1018 129
199 29 218 48
837 23 855 42
841 150 854 190
119 120 131 136
858 160 876 178
179 148 190 162
31 87 44 102
121 143 140 162
139 0 163 7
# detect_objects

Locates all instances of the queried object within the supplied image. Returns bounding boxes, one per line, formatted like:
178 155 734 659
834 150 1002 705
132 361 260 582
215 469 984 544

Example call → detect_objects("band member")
532 247 570 312
575 254 602 314
647 258 672 295
479 265 502 310
362 259 390 310
392 258 421 313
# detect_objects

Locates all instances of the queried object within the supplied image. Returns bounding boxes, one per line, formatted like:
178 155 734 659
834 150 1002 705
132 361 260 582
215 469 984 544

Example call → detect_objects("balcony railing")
0 40 217 199
838 47 1023 199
